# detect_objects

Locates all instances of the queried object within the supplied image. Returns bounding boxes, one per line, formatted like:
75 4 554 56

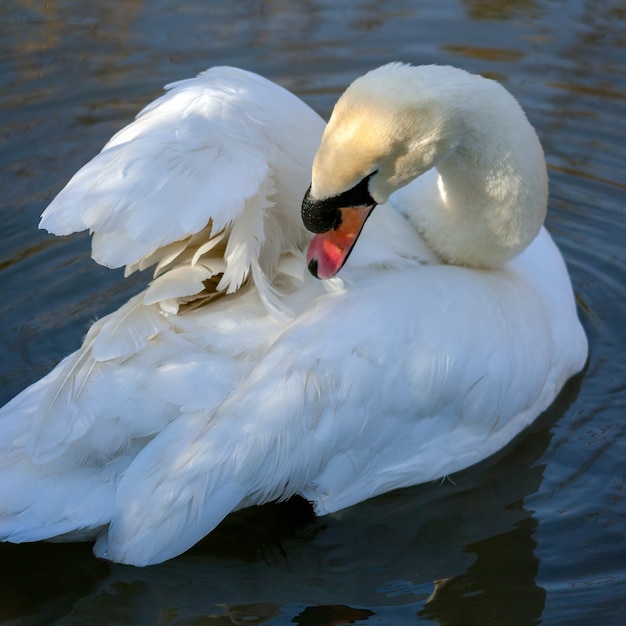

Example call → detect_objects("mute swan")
0 64 587 566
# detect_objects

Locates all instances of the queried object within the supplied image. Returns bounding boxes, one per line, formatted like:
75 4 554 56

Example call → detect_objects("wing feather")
39 67 325 308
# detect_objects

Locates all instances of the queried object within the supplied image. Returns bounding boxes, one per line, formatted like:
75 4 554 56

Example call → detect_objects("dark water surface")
1 0 625 624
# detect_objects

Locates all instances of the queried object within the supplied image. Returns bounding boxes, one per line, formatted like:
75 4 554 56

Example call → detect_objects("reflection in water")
440 44 525 61
294 605 375 625
0 541 108 623
0 393 562 624
460 0 540 20
420 518 545 625
7 1 145 81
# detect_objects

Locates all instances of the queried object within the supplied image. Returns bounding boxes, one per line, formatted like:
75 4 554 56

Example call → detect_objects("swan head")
302 63 548 278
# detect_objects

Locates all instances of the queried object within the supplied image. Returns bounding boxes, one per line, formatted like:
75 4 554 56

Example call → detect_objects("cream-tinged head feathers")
308 63 548 269
311 63 465 203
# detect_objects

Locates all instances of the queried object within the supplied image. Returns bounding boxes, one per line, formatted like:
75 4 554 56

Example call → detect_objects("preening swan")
0 64 587 566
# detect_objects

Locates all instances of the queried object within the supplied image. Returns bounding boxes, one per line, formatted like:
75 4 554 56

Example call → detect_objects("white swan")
0 64 587 566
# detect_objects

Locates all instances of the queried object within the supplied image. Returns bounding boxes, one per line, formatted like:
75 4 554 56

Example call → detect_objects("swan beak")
306 204 375 279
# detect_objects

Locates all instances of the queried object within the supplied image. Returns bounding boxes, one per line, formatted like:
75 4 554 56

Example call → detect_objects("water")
0 0 625 623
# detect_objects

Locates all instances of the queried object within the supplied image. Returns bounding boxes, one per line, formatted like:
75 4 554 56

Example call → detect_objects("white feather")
0 65 587 567
27 340 99 462
142 265 215 306
91 295 168 361
39 67 324 311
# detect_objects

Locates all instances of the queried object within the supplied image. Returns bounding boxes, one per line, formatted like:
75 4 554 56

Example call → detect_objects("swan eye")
301 172 377 234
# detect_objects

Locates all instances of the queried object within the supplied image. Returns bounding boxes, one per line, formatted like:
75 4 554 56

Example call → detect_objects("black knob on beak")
301 186 342 233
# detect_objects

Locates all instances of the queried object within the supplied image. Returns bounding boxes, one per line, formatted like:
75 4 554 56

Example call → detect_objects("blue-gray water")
0 1 625 624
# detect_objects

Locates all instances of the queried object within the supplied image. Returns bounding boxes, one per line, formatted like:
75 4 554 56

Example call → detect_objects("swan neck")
412 91 548 268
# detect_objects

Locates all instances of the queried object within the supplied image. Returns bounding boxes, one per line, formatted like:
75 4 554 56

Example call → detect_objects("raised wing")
39 67 325 311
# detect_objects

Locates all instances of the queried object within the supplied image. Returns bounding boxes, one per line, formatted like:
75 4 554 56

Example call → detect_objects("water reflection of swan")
0 422 553 624
0 64 587 566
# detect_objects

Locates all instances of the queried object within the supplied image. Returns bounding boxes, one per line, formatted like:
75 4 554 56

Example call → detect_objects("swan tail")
0 383 117 543
94 479 246 566
0 295 187 545
0 469 114 545
93 412 252 566
93 367 320 566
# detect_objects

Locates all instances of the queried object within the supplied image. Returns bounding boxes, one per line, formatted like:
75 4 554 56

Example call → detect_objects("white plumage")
0 65 587 565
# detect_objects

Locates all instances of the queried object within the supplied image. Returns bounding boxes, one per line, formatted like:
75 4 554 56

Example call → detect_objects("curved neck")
408 83 548 268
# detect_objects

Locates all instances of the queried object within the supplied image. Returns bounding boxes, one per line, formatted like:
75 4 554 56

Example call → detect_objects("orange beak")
306 205 375 279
